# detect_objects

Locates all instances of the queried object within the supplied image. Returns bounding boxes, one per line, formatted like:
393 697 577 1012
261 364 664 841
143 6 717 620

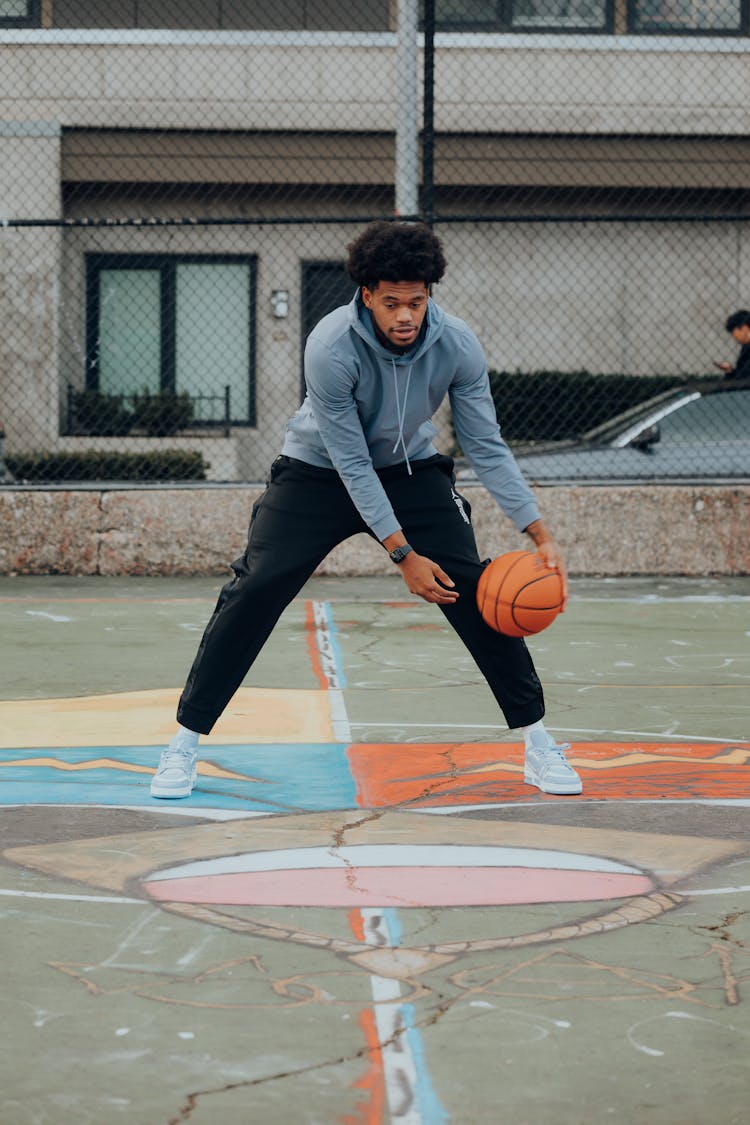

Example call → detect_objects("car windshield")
651 390 750 446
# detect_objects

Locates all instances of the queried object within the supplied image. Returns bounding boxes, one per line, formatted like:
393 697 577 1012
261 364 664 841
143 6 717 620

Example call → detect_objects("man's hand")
524 519 569 611
399 551 459 604
381 531 458 604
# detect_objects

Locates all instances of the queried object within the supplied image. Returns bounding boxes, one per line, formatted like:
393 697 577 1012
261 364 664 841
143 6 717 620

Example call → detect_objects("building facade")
1 1 749 480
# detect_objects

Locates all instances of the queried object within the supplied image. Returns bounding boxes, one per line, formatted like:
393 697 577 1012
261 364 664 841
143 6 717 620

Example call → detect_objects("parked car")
500 380 750 483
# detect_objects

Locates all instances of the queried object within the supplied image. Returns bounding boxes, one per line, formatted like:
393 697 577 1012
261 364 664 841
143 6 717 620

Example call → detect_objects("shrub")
6 450 208 482
70 390 133 436
487 370 689 443
132 390 195 436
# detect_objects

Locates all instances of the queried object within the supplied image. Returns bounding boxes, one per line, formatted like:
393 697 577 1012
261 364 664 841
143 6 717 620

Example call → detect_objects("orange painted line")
340 1010 386 1125
339 909 386 1125
348 908 366 943
304 600 329 692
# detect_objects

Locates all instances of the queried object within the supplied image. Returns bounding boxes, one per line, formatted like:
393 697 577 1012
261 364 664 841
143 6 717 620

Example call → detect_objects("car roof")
580 377 750 447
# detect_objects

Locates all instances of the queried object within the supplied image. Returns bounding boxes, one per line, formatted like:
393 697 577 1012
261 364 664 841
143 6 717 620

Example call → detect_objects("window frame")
433 0 616 33
626 0 749 35
84 252 257 427
0 0 40 27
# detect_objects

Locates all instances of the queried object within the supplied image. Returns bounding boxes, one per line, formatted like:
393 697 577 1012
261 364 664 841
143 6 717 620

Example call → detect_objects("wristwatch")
388 544 414 564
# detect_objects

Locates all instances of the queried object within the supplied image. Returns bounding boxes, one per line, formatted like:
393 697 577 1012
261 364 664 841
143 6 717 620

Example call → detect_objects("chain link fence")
1 1 749 486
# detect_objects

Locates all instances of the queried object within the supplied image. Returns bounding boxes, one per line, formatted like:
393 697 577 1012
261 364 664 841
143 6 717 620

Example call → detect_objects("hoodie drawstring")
391 361 413 475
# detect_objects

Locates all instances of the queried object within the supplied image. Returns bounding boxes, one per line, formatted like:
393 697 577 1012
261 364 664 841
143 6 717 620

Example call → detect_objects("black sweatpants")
177 453 544 734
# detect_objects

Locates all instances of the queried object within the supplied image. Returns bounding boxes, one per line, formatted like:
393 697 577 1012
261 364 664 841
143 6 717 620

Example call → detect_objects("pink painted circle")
143 845 654 908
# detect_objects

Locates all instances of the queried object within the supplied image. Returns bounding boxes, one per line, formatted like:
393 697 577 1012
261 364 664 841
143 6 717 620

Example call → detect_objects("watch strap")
388 544 414 564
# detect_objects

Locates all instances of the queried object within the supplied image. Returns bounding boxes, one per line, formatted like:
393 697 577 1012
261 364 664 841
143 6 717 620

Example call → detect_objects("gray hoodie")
282 292 540 541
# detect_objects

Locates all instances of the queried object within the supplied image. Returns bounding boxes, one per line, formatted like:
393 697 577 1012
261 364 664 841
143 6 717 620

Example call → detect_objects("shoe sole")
524 769 582 796
150 769 197 800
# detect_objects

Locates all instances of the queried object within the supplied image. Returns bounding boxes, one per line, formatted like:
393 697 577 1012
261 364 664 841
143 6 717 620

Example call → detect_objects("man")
151 221 582 800
715 309 750 380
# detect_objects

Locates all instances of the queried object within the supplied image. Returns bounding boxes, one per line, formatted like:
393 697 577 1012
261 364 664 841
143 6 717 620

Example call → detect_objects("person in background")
714 309 750 380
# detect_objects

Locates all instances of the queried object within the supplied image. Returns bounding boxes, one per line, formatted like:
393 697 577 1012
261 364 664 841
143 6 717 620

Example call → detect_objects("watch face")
390 546 411 564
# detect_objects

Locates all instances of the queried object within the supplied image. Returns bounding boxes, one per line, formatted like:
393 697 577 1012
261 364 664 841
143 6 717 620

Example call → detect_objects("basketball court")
1 572 749 1124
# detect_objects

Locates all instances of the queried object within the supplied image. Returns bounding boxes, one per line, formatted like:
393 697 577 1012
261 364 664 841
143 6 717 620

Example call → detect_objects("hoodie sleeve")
449 329 540 533
304 335 401 540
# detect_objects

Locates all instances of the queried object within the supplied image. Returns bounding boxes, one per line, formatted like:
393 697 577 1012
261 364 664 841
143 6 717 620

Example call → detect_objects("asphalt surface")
1 574 749 1124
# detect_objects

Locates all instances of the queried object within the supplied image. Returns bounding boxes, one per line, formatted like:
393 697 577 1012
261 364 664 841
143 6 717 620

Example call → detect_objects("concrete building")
1 1 749 481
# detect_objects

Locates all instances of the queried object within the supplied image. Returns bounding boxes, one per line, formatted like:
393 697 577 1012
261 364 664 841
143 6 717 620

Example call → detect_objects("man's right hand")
398 551 459 604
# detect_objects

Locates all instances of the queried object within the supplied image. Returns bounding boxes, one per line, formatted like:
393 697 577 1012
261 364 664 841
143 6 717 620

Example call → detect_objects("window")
629 0 746 32
434 0 613 31
85 255 256 425
0 0 39 26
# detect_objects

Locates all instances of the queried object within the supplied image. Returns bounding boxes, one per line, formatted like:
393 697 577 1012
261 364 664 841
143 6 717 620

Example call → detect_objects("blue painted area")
401 1003 451 1123
382 907 403 948
0 744 358 811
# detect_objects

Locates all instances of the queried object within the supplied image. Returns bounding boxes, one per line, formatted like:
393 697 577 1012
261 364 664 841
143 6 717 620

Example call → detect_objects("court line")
0 803 270 820
348 722 748 744
0 889 142 904
686 885 750 896
310 599 351 743
418 798 750 814
312 601 434 1125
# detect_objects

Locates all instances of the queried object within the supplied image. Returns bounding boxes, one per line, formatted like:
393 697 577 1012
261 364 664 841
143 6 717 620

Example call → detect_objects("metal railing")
65 385 232 440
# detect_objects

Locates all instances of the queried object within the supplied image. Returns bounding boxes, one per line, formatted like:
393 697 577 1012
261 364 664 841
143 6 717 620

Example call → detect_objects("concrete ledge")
1 482 748 576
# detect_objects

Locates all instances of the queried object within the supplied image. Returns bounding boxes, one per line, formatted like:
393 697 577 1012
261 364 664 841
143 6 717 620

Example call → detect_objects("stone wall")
1 482 748 576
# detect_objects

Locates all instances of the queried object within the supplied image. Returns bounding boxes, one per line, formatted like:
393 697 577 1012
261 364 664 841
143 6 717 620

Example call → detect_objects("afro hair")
346 221 446 289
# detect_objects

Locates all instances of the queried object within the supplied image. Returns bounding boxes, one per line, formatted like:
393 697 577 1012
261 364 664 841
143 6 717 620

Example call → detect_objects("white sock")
522 720 548 749
172 725 199 749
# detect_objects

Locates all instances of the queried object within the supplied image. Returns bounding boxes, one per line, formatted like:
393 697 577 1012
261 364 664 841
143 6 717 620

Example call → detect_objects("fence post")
422 0 436 227
224 385 231 437
396 0 420 219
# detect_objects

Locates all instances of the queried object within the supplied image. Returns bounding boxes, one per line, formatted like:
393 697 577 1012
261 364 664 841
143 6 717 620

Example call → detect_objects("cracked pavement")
1 573 750 1124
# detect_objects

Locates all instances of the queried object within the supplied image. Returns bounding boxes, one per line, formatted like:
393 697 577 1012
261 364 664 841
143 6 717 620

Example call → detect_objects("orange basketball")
476 550 563 637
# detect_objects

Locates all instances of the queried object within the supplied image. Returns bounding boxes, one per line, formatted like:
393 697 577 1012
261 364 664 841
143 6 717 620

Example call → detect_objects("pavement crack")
327 745 461 900
694 911 748 949
166 1001 442 1123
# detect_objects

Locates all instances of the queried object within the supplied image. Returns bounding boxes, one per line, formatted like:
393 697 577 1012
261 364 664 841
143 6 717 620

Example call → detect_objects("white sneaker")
150 742 198 799
524 732 582 795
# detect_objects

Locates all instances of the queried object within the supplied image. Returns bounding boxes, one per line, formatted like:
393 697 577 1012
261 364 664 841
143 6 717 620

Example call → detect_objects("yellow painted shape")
0 687 334 749
0 756 265 782
461 747 750 777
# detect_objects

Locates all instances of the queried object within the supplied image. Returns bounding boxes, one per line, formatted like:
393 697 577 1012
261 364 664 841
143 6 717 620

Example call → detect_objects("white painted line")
418 798 750 814
146 844 639 882
0 889 141 904
312 600 352 743
348 722 748 744
313 606 436 1123
361 909 423 1125
684 884 750 896
0 804 274 820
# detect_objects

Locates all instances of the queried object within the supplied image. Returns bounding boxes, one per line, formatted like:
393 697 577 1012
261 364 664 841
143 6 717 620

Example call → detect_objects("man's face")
731 325 750 346
361 281 429 352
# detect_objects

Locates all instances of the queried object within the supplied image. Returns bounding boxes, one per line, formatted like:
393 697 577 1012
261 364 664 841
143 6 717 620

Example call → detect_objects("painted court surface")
1 573 749 1124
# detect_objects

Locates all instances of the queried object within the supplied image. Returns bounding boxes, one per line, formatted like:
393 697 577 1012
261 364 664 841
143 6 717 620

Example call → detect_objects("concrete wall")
1 482 748 576
1 31 749 135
